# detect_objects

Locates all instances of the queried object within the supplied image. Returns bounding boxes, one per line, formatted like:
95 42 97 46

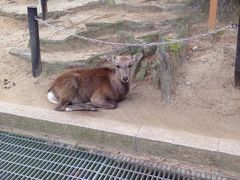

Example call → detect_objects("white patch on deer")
65 108 73 112
47 91 58 104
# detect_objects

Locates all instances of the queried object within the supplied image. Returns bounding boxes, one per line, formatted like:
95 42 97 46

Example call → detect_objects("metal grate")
0 131 229 180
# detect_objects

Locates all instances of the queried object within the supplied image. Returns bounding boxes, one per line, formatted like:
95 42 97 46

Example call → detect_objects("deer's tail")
47 91 59 104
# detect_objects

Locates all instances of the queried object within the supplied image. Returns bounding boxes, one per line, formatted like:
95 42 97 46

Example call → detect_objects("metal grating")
0 131 230 180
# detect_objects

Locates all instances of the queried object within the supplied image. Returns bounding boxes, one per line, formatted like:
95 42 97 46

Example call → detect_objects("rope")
35 17 238 47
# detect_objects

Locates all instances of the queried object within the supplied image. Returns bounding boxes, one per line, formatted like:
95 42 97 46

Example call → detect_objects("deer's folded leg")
90 98 117 109
65 103 98 111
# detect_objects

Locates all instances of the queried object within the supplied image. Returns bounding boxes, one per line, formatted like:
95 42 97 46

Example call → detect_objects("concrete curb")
0 102 240 174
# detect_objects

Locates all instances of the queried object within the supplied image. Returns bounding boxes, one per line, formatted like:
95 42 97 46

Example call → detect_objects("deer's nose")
122 76 129 83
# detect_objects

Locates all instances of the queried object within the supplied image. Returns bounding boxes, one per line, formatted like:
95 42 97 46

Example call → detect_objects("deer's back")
49 68 115 101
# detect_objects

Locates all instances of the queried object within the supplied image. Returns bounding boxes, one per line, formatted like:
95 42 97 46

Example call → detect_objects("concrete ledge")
136 128 240 173
0 102 240 175
8 47 98 70
8 46 157 72
0 102 138 152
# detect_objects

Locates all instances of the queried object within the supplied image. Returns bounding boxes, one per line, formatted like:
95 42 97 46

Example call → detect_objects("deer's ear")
132 52 143 62
103 54 116 62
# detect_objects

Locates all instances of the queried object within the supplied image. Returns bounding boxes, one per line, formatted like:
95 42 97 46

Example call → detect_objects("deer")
47 52 143 111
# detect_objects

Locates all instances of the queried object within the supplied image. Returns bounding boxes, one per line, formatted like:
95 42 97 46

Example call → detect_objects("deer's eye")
116 64 120 68
128 64 132 68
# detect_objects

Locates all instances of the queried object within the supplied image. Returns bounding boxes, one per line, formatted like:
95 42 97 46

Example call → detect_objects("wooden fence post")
41 0 48 20
28 6 42 77
235 15 240 88
208 0 218 30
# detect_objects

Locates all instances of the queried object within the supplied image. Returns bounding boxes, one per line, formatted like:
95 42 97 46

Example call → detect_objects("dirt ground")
0 0 240 142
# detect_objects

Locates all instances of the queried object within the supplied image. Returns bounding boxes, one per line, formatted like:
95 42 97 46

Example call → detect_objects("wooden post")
235 15 240 88
28 6 42 77
41 0 48 20
208 0 218 30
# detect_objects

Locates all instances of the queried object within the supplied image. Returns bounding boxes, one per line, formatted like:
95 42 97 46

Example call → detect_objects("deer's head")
105 52 143 83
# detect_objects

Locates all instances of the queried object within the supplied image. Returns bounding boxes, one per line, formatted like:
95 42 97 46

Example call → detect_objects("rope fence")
35 17 238 48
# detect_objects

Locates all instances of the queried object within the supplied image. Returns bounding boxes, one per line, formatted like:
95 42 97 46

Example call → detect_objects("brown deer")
47 52 143 111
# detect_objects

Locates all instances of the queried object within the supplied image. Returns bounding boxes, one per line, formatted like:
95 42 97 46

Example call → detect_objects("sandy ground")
0 1 240 142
